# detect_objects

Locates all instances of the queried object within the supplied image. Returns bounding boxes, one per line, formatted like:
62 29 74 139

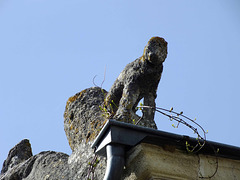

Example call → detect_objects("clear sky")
1 0 240 166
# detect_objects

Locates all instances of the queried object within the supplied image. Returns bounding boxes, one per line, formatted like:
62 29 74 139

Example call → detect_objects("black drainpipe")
103 144 125 180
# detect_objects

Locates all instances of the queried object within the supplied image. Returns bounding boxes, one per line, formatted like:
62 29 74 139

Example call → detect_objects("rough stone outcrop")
1 87 107 180
0 140 70 180
64 87 107 152
64 87 107 179
1 139 32 174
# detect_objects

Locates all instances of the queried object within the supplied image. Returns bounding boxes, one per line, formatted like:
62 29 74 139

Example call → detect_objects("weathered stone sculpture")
64 87 107 152
1 37 168 180
64 87 107 179
104 37 168 129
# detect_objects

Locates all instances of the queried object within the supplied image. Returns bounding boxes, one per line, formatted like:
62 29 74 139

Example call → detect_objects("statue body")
104 37 168 129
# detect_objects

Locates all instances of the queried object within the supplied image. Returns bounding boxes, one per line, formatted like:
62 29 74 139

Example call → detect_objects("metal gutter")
91 120 240 179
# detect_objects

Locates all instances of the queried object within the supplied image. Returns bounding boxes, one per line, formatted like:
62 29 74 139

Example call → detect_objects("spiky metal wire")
137 106 207 153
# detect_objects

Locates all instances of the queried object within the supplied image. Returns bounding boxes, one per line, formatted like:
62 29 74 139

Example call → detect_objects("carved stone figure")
1 38 168 180
104 37 168 129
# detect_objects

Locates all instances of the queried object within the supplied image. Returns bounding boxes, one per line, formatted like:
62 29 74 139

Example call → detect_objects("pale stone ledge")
122 143 240 180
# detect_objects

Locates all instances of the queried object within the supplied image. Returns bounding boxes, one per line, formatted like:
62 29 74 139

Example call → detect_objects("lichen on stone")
64 87 107 151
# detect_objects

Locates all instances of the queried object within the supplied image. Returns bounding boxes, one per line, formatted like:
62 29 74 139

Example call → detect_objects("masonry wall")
122 143 240 180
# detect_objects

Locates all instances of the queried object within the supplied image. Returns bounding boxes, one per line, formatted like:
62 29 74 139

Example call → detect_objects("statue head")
143 37 168 65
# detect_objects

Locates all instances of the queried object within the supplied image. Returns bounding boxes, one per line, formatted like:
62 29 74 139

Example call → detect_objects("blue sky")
1 0 240 166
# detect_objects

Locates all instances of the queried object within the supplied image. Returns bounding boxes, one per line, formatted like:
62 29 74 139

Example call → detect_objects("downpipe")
103 144 125 180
